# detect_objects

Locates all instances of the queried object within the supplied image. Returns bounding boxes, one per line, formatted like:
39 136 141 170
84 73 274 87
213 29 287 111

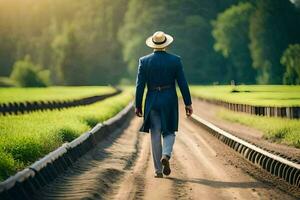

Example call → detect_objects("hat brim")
146 34 174 49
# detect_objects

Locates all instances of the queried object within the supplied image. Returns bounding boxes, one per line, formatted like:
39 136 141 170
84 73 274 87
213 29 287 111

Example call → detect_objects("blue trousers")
149 109 176 174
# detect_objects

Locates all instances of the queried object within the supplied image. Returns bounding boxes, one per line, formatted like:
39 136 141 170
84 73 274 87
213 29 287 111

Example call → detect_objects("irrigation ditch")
0 88 122 116
196 97 300 119
0 102 134 200
190 114 300 190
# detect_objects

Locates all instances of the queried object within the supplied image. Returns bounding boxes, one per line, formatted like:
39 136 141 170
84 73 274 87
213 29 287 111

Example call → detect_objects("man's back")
136 51 192 133
140 51 180 89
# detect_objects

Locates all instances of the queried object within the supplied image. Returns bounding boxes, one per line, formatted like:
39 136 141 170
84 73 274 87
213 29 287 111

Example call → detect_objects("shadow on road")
166 177 267 189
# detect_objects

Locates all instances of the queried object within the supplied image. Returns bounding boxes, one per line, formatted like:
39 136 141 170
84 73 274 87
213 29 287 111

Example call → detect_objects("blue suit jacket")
135 51 192 135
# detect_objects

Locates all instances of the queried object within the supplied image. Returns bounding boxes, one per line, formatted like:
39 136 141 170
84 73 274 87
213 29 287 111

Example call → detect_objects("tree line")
0 0 299 86
0 0 127 86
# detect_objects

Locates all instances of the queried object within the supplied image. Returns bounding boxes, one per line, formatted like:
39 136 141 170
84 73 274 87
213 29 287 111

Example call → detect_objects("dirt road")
34 105 297 200
191 98 300 161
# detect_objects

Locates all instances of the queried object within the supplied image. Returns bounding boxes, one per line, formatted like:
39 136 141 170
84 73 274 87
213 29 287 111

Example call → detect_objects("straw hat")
146 31 174 49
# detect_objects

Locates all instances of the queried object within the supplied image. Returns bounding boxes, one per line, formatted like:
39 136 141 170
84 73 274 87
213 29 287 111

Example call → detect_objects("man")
135 31 193 178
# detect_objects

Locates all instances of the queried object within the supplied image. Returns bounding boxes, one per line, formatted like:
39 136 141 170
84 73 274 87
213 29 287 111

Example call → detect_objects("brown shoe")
154 173 163 178
161 155 171 176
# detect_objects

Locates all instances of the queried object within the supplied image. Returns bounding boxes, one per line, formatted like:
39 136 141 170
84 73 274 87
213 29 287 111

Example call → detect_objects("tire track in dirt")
168 156 192 200
174 114 296 200
33 117 141 200
114 132 190 200
106 111 296 200
32 103 298 199
113 134 150 200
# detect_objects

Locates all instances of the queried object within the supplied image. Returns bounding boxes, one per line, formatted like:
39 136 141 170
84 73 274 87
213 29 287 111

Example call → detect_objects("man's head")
146 31 173 49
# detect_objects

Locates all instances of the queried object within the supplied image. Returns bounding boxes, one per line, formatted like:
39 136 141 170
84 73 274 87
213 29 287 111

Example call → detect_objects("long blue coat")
135 51 192 136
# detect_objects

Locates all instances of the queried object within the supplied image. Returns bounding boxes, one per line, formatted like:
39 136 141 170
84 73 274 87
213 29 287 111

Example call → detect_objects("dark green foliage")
3 136 44 164
249 0 300 84
272 128 287 140
119 0 229 84
0 0 127 86
57 127 78 142
52 26 85 85
83 117 99 128
281 44 300 84
0 151 19 181
212 2 256 84
10 57 50 87
0 0 300 85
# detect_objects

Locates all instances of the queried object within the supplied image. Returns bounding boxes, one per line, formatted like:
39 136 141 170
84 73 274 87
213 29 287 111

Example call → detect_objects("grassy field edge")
0 91 133 181
217 109 300 148
190 85 300 107
0 86 116 104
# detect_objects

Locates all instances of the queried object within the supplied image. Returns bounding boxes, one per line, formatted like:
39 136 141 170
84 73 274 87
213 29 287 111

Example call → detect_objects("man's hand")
185 105 193 117
135 107 143 117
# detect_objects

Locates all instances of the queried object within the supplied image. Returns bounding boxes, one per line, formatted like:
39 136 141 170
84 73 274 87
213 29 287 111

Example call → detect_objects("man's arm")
135 58 146 117
175 57 193 116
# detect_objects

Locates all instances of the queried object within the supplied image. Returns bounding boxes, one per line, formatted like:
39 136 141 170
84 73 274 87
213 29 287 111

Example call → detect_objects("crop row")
190 85 300 119
0 89 121 116
0 102 134 199
0 91 133 181
197 97 300 119
0 86 115 104
218 109 300 149
190 85 300 107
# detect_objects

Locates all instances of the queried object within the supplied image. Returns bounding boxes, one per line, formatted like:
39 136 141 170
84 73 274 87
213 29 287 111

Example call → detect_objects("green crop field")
190 85 300 107
218 109 300 148
0 90 133 181
0 86 115 103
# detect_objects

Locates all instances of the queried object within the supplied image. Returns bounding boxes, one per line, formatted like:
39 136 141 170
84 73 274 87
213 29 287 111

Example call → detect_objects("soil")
191 98 300 163
33 102 299 199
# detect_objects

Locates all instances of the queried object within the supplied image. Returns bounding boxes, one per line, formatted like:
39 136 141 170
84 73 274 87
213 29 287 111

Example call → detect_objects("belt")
149 85 174 91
